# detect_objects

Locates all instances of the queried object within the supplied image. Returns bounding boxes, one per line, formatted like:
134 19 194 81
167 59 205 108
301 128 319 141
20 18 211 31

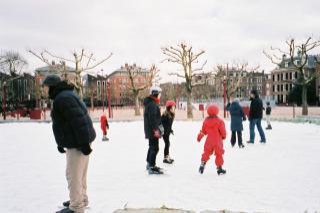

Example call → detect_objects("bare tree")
29 49 112 99
125 64 160 116
162 42 206 119
214 62 259 103
0 50 27 77
263 37 320 115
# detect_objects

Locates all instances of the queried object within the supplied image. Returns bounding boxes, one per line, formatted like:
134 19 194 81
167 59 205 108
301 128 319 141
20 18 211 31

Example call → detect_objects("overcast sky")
1 0 320 82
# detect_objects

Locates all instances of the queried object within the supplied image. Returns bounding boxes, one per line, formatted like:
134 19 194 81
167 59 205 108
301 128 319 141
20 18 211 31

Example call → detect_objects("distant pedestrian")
197 104 227 175
247 89 266 144
161 100 176 164
226 99 246 148
100 113 109 141
265 102 272 130
43 74 96 213
143 86 164 175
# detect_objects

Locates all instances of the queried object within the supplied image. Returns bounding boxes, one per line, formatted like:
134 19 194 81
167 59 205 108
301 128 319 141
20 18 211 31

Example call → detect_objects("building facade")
269 54 319 104
107 64 151 106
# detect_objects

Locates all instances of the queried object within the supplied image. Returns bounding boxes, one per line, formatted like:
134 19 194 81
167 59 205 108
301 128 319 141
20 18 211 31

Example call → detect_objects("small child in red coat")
197 104 227 175
100 113 109 141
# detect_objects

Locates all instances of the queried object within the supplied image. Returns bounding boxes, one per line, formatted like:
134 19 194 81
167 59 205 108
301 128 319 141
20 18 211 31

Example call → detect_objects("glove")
197 132 204 142
57 146 66 154
79 144 92 155
170 130 174 135
153 129 161 139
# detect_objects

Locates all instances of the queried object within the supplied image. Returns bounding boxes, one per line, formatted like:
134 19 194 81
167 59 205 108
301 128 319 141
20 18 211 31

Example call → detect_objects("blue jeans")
249 119 266 142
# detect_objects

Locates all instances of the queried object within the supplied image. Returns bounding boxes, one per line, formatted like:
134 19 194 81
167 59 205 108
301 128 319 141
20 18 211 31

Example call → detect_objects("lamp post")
101 69 105 112
2 82 7 120
107 79 112 118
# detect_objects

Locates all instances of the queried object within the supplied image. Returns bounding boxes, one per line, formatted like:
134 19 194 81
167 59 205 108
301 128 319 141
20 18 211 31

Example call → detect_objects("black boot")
56 208 75 213
266 125 272 130
217 166 226 175
199 161 206 174
148 166 164 174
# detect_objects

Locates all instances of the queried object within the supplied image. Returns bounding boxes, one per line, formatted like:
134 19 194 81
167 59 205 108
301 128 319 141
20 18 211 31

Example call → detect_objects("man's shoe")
148 166 164 174
56 208 75 213
246 141 254 144
239 144 245 148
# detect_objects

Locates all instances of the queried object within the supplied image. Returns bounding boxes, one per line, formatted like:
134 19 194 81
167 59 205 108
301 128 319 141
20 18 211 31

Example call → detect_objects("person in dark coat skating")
143 86 164 174
226 98 246 148
161 100 176 164
247 89 266 143
43 74 96 213
265 102 272 130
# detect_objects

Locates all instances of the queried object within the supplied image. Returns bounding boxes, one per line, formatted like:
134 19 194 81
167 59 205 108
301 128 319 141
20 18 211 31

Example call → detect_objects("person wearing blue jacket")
43 74 96 213
226 99 246 148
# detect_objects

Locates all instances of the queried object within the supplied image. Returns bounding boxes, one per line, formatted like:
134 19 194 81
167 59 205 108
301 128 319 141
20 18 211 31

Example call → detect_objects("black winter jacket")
161 110 174 136
143 96 161 139
249 96 264 119
51 82 96 148
266 106 271 115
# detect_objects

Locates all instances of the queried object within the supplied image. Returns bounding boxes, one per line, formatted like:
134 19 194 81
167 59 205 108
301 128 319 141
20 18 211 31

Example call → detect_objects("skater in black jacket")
143 86 164 174
161 100 176 164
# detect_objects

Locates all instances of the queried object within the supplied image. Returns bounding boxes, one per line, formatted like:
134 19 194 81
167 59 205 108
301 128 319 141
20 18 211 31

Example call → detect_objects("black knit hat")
42 74 62 86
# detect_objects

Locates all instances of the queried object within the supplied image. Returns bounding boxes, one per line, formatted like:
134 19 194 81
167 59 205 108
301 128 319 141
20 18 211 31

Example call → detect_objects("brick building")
107 64 151 106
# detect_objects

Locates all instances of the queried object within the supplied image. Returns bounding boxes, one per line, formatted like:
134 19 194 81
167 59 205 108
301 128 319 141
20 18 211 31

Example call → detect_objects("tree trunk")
187 90 193 119
134 92 141 116
301 84 308 115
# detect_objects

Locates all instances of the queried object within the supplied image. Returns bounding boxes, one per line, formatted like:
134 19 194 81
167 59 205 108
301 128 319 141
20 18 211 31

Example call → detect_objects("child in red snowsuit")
197 104 227 175
100 113 109 141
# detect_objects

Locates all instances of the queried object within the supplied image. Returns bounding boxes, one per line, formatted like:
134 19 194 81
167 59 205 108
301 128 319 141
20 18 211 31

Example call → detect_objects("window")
285 62 288 67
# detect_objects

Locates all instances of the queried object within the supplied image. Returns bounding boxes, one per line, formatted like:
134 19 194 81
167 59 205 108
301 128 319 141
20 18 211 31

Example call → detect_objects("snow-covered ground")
0 120 320 213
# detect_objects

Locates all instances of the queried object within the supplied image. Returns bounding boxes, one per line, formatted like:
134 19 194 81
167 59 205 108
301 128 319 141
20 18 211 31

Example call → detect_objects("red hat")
207 104 219 116
165 100 176 108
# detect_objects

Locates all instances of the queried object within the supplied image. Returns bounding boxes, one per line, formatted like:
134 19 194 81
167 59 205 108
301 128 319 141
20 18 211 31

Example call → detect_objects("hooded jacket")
249 90 264 119
201 116 226 148
143 96 161 139
226 101 246 131
50 81 96 148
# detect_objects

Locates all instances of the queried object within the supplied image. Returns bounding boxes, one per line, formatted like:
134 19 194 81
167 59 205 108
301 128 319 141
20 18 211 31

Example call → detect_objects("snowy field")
0 120 320 213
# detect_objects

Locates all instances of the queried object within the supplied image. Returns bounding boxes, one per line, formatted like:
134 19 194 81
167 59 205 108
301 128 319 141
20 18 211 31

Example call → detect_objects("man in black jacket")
248 89 266 143
144 85 163 174
43 74 96 213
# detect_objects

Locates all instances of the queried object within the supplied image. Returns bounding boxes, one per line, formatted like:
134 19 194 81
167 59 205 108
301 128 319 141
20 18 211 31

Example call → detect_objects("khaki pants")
66 148 89 213
266 115 271 126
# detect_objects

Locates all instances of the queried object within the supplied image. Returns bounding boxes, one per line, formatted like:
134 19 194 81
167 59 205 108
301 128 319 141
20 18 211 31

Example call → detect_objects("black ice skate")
163 156 174 164
199 161 206 174
266 125 272 130
56 207 75 213
239 144 245 148
148 166 164 175
217 166 226 175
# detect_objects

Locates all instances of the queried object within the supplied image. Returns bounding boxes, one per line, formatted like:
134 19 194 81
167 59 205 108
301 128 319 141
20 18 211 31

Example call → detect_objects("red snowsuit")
100 114 108 136
198 116 227 167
